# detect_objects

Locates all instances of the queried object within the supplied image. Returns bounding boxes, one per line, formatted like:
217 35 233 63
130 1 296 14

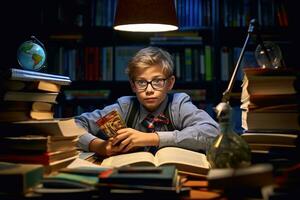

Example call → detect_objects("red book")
0 149 78 165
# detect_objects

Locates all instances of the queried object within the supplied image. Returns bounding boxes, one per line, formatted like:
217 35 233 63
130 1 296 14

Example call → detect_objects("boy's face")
130 65 175 112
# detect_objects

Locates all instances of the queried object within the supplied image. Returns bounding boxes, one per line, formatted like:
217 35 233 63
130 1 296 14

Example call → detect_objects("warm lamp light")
114 0 178 32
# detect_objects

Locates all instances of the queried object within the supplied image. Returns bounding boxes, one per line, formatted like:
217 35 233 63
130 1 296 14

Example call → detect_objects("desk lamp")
113 0 178 32
207 19 264 168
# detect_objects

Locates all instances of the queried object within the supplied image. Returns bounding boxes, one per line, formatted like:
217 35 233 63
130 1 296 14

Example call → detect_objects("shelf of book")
1 0 297 121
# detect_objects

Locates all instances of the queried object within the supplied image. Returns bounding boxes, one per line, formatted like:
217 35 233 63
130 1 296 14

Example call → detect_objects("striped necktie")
142 113 170 132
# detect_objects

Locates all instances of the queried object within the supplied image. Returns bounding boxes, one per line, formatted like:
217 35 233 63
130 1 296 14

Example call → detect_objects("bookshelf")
1 0 297 121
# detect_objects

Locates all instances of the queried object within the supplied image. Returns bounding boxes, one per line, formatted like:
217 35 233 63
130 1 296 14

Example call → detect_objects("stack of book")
0 68 71 121
0 68 85 174
0 118 86 174
240 68 300 163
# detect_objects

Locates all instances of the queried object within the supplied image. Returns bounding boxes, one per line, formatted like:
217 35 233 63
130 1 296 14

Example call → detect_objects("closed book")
240 94 300 111
243 68 299 76
1 80 61 92
241 68 300 100
2 68 71 85
96 110 126 138
98 165 178 187
0 162 44 194
242 110 300 131
207 164 274 189
0 118 86 137
0 101 54 112
0 110 54 122
0 149 79 165
241 132 298 146
2 91 58 103
0 135 78 153
241 75 299 98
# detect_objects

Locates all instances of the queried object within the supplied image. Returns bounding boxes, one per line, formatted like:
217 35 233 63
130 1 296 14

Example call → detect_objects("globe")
17 40 46 71
255 41 283 69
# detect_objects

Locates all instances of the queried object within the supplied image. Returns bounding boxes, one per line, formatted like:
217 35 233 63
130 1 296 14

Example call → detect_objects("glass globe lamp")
255 41 283 69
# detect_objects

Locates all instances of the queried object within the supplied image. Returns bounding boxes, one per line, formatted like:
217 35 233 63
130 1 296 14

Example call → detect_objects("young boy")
75 46 220 156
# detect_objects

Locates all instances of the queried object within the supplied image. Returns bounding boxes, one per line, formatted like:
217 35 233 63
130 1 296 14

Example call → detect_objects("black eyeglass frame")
132 76 172 91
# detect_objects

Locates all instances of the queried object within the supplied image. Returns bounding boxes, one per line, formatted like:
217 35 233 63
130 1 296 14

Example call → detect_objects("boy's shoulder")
172 92 191 102
117 95 137 103
116 96 137 110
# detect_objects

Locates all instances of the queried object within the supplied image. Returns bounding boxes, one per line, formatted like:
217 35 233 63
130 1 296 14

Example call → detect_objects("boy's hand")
110 128 159 153
89 138 122 157
105 140 122 156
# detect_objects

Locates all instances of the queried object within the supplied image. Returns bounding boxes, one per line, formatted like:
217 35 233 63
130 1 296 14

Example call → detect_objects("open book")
100 147 210 175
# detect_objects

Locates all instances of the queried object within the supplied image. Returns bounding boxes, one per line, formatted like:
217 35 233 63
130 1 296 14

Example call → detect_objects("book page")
155 147 210 175
100 151 155 168
67 157 100 168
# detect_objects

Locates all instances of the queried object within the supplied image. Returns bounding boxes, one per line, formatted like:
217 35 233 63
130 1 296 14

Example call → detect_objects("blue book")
98 165 178 187
0 162 44 194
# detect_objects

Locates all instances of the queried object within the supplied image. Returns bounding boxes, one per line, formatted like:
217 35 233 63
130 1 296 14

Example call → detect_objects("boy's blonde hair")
126 46 174 80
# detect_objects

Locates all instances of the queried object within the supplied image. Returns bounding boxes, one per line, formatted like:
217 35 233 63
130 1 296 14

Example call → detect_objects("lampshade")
114 0 178 32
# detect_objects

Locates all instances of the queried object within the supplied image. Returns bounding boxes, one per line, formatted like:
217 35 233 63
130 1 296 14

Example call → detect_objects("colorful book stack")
0 68 85 174
0 68 71 121
240 67 300 165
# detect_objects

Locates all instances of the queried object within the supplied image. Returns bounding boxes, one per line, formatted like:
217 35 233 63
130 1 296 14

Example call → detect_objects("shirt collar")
138 95 169 123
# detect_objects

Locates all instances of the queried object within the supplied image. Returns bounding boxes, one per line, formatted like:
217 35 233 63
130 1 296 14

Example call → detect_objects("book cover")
96 110 126 138
0 162 44 194
242 111 300 131
1 80 61 92
207 163 274 189
98 165 178 187
0 101 54 112
0 135 78 153
0 149 79 165
0 118 86 137
241 132 298 146
0 110 54 122
241 75 299 97
2 91 59 103
2 68 71 85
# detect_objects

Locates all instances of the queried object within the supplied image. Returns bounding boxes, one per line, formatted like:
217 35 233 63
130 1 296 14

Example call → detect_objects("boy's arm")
75 96 132 154
157 93 220 152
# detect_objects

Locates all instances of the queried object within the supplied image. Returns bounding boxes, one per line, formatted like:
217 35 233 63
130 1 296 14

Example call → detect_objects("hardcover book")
98 165 178 187
2 91 59 103
0 162 44 194
0 149 79 165
0 101 54 112
0 135 78 153
96 110 126 138
1 80 62 92
0 110 54 122
2 68 71 85
207 163 274 189
0 118 86 137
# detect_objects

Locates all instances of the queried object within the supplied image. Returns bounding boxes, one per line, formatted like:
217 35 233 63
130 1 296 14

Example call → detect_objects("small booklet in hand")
96 110 126 138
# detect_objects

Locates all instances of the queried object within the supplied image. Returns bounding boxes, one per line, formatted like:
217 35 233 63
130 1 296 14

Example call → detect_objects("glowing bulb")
255 41 283 69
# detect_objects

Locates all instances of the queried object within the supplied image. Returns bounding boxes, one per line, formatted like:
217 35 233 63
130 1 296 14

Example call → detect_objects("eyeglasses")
133 77 170 91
